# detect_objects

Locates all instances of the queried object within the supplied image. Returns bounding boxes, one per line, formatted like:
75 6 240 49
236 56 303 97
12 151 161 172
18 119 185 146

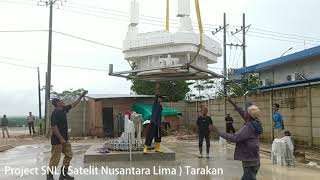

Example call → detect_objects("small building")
87 94 154 137
234 45 320 91
47 94 185 138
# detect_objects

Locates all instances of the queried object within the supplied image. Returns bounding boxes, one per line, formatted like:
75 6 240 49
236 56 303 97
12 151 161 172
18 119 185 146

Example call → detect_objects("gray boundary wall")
50 85 320 147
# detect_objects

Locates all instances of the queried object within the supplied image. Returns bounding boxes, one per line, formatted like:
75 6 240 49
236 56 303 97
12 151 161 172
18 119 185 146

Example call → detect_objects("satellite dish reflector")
109 0 223 81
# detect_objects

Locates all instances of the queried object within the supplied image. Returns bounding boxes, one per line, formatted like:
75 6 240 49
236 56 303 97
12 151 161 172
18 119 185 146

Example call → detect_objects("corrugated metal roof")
235 45 320 75
257 77 320 92
88 94 154 99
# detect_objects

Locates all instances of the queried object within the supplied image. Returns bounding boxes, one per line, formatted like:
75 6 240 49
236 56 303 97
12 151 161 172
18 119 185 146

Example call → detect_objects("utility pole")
242 13 246 68
37 67 42 120
44 72 48 132
223 13 227 116
38 0 65 133
231 13 250 68
212 13 228 116
45 0 53 134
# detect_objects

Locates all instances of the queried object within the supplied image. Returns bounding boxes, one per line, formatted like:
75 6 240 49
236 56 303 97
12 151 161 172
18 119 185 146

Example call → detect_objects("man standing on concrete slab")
1 115 9 138
272 103 284 139
225 113 235 134
144 82 163 154
46 90 87 180
27 112 36 135
197 107 213 158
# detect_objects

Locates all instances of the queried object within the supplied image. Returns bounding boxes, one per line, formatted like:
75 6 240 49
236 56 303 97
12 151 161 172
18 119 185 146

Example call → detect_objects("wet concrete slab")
0 145 13 152
84 144 175 163
0 140 319 180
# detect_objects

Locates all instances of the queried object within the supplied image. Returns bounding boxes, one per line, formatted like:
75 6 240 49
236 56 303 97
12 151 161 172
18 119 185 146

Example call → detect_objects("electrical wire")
247 33 319 45
0 0 36 6
0 60 37 69
0 29 47 33
66 0 222 29
0 0 233 32
53 31 122 50
0 55 108 72
4 0 320 43
252 27 320 41
250 30 320 43
60 6 216 32
229 46 238 69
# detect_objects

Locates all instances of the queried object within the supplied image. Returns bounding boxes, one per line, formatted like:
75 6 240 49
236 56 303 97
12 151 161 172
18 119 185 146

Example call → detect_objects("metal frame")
108 64 224 81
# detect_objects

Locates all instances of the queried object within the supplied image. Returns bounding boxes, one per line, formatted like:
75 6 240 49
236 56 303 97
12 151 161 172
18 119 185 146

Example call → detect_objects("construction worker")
197 107 213 158
46 91 87 180
272 103 284 139
1 115 9 138
144 83 163 153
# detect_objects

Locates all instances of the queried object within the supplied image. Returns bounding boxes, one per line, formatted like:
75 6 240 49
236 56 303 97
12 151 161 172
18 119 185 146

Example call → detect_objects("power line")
0 0 231 32
0 55 108 72
66 0 222 29
250 30 320 43
60 6 217 31
247 33 319 45
53 31 123 50
4 0 320 43
0 0 36 6
252 27 320 41
0 60 36 69
0 29 47 33
0 28 123 50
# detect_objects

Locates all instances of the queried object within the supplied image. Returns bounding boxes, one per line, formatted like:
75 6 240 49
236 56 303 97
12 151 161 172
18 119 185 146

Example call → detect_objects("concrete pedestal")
0 145 13 152
84 144 175 163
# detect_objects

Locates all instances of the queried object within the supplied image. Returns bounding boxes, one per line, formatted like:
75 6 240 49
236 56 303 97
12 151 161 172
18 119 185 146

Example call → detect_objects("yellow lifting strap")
194 0 203 46
188 0 204 65
166 0 170 32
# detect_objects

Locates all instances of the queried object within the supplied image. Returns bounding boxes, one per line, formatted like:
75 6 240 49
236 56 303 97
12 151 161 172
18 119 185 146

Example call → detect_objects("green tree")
41 86 87 103
51 88 87 103
189 80 216 100
131 80 191 102
222 73 260 97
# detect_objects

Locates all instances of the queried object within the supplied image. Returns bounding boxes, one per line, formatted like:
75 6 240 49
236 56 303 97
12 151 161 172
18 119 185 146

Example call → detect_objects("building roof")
235 45 320 75
88 94 154 100
257 76 320 92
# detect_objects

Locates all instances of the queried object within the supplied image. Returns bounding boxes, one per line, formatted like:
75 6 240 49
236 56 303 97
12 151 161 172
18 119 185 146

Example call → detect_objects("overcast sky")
0 0 319 116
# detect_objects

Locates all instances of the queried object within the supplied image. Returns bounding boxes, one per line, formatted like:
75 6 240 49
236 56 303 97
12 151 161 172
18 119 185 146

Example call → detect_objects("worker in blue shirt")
273 103 284 139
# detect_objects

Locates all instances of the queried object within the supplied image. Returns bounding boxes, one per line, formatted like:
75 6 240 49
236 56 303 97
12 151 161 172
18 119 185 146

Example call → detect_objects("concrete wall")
163 101 187 127
183 85 320 147
47 101 89 137
50 85 320 147
260 55 320 84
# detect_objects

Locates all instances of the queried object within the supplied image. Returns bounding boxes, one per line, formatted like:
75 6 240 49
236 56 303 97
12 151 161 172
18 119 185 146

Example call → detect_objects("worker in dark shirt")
1 115 9 138
197 107 213 158
225 113 236 133
47 91 87 180
144 94 164 153
144 82 163 154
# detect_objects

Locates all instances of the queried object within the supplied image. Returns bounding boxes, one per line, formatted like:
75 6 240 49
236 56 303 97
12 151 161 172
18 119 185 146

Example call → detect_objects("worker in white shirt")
27 112 36 135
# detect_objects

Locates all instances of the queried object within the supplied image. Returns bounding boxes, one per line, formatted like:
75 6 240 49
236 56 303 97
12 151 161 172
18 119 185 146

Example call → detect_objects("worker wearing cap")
47 91 87 180
144 94 164 153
